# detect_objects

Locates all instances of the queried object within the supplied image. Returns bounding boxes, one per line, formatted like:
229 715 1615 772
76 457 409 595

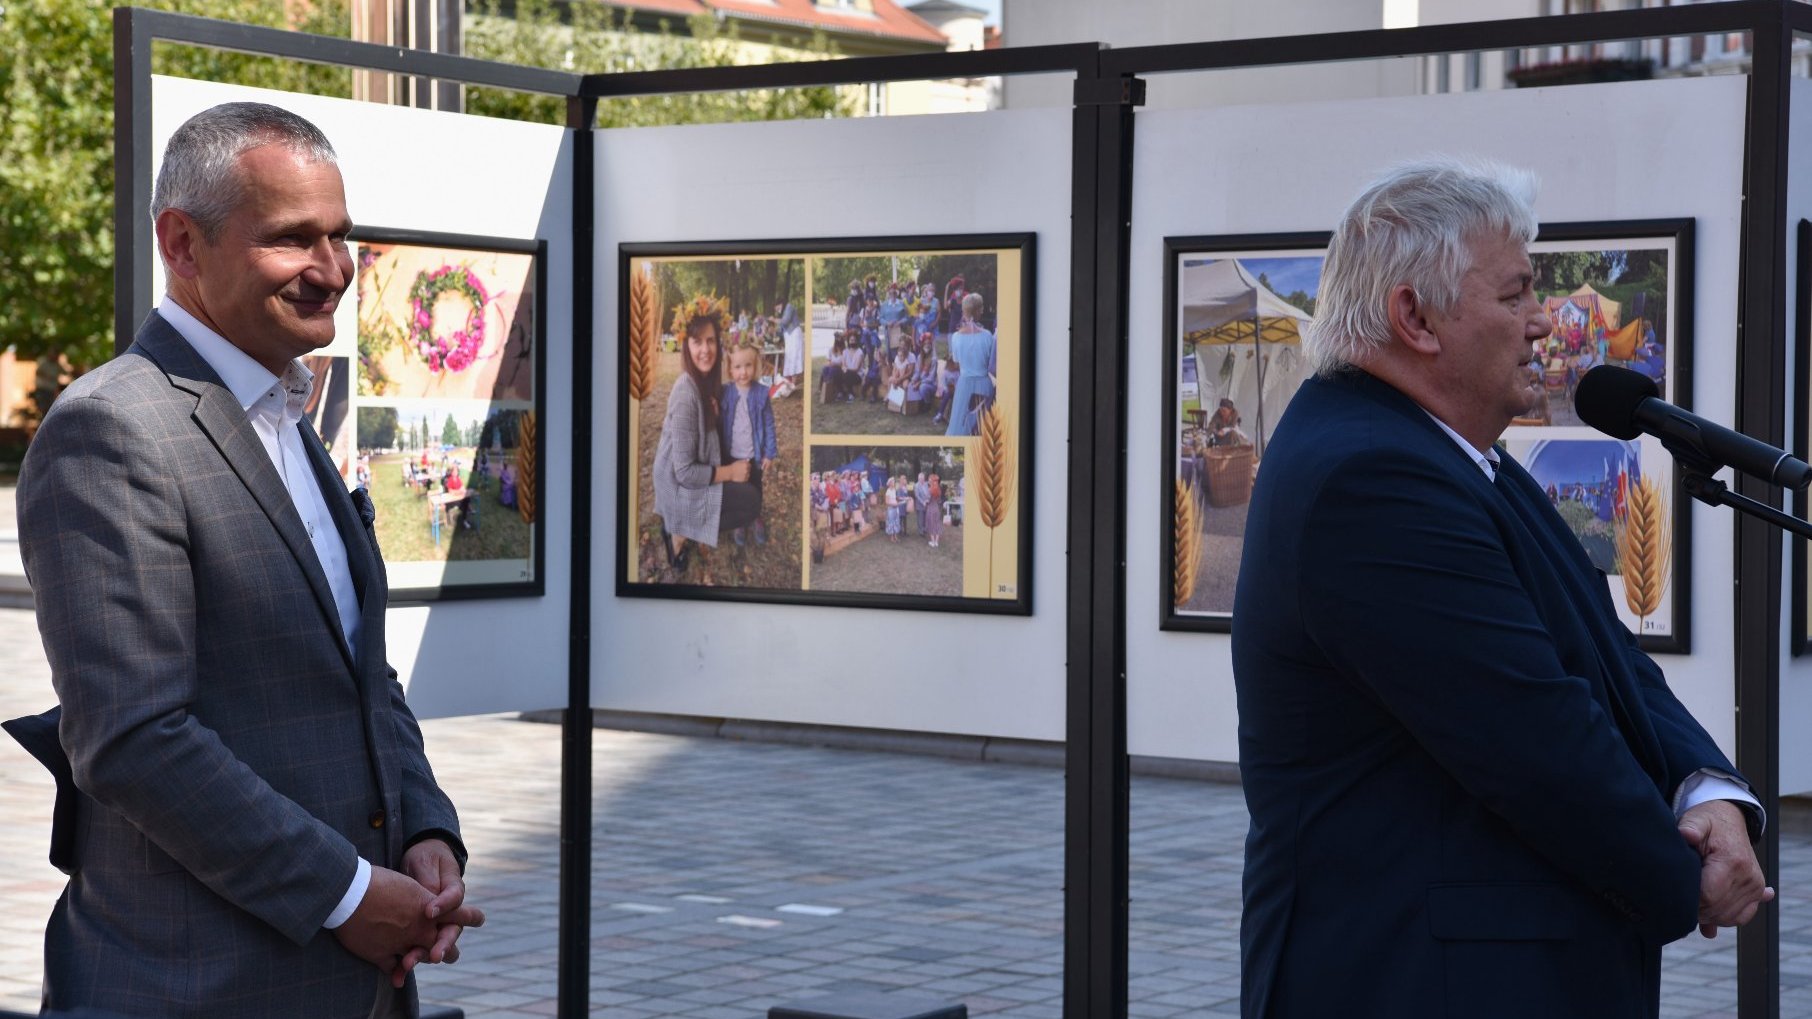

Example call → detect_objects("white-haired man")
16 102 481 1018
1232 159 1769 1018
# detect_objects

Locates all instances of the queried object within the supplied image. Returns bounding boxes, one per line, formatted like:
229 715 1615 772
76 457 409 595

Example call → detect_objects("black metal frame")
1794 219 1810 658
345 225 550 603
1158 231 1328 635
109 2 1812 1016
614 233 1036 616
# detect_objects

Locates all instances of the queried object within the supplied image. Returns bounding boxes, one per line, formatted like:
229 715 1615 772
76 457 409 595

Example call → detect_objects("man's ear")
154 208 205 281
1386 283 1442 356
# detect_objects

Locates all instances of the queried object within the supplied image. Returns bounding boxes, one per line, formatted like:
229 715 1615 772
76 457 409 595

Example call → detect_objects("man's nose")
1529 302 1553 339
304 239 349 291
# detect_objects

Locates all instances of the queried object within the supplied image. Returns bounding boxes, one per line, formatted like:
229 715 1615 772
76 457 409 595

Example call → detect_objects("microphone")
1574 365 1812 491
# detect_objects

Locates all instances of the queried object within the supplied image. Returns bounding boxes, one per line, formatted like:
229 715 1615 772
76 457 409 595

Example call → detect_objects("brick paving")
1 604 1810 1016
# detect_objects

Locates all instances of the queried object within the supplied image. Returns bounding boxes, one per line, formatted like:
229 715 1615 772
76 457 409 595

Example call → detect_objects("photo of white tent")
1180 257 1314 460
1172 248 1325 619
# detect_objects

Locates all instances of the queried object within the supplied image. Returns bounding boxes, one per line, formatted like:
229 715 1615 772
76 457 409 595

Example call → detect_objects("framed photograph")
1160 232 1328 631
618 234 1033 614
1516 219 1693 652
1159 221 1692 652
330 226 547 601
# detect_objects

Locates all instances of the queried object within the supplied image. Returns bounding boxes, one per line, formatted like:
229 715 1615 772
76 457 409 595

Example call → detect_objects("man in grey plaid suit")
15 103 483 1018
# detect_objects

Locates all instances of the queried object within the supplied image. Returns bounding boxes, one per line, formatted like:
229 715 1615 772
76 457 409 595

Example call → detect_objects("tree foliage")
814 254 1002 322
2 0 852 383
1256 272 1316 317
463 0 852 127
357 405 399 449
650 258 806 332
0 0 352 372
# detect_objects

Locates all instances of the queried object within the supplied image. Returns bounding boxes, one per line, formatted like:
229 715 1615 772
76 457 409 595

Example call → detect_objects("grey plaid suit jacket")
17 312 463 1018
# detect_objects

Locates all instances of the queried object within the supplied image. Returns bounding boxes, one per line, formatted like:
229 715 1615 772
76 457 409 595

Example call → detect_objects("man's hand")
401 839 482 969
1678 799 1774 938
334 864 484 987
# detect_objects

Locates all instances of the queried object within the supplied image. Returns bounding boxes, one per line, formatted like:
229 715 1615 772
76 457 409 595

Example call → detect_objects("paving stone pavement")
2 604 1812 1016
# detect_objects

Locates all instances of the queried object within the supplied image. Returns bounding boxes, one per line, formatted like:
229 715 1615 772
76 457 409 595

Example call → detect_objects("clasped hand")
1678 799 1774 938
333 839 485 987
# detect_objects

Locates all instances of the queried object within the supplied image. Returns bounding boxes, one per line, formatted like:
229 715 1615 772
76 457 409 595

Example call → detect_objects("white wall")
1000 0 1418 110
150 76 574 719
1126 75 1749 762
1778 78 1812 794
593 109 1072 740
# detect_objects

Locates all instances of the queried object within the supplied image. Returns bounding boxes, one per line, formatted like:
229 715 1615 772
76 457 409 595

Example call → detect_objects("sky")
1238 257 1323 299
959 0 1002 27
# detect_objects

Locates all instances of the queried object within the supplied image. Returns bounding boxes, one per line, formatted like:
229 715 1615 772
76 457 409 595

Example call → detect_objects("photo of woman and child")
623 239 1026 607
806 446 965 598
809 253 1005 439
631 256 806 589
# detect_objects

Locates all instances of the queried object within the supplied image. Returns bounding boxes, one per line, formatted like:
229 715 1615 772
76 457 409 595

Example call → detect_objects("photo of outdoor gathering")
1504 436 1677 640
355 236 539 403
809 251 1012 439
1517 233 1677 427
354 402 537 589
806 445 966 598
1170 246 1322 621
623 256 806 590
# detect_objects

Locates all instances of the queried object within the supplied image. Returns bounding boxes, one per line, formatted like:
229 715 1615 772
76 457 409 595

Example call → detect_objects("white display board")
593 109 1073 740
1778 78 1812 795
149 76 574 719
1127 75 1750 764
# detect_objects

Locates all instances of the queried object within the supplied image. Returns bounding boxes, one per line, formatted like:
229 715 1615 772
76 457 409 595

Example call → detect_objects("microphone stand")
1665 443 1812 540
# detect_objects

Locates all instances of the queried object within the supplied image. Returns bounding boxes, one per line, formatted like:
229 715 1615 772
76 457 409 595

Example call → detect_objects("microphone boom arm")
1676 466 1812 541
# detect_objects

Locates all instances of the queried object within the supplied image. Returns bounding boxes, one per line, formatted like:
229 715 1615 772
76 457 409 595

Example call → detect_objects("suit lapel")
1496 454 1669 787
134 315 358 679
1342 372 1671 787
299 418 376 610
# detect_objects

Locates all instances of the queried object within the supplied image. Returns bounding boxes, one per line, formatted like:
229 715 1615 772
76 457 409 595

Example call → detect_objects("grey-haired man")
17 102 481 1019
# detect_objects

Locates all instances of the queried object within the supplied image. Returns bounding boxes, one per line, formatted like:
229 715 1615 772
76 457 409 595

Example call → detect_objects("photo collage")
313 230 545 598
1165 223 1689 650
621 240 1029 609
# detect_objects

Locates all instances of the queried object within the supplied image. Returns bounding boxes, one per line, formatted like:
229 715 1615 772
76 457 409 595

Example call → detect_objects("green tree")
357 405 399 449
0 0 352 374
463 0 852 128
441 413 462 446
1534 249 1627 295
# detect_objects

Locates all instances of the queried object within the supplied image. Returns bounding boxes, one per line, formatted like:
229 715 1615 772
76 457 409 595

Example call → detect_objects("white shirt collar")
158 296 314 414
1422 409 1501 482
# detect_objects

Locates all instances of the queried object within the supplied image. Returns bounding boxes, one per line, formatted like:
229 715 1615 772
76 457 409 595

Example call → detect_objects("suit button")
369 810 386 829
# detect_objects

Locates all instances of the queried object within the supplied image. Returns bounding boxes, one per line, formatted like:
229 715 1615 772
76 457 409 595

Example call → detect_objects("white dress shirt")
1424 408 1764 829
158 297 373 928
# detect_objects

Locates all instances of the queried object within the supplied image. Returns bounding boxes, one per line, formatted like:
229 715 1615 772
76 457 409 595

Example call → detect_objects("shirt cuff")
322 856 371 930
1673 769 1766 836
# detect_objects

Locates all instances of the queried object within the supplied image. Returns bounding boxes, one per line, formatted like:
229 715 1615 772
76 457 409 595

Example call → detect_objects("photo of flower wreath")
341 226 547 601
410 265 490 374
354 230 537 402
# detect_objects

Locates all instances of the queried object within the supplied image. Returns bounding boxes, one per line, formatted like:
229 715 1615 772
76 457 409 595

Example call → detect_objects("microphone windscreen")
1574 365 1657 441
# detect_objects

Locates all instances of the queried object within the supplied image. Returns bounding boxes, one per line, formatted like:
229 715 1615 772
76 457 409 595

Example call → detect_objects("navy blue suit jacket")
1231 369 1731 1018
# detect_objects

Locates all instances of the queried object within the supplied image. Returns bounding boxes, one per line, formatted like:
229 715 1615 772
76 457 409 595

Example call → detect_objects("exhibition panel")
144 74 575 719
1125 75 1749 766
592 109 1073 740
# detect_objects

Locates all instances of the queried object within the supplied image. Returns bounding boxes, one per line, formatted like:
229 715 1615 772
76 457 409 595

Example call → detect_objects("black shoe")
661 525 690 573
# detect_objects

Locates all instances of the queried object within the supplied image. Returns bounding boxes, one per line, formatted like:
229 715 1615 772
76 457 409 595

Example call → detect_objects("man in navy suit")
1232 159 1771 1018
